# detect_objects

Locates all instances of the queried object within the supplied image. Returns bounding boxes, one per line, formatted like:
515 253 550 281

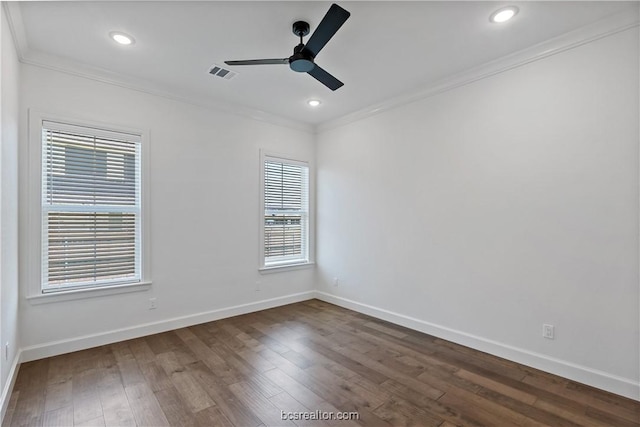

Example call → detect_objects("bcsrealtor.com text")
281 410 360 421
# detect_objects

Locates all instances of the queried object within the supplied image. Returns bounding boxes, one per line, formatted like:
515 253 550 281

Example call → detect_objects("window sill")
27 281 152 305
259 262 315 274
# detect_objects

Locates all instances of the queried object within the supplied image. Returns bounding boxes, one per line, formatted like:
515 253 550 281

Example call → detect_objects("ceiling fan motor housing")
289 43 315 72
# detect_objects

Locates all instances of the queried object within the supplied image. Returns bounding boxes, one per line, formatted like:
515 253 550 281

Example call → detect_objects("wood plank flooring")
4 300 639 426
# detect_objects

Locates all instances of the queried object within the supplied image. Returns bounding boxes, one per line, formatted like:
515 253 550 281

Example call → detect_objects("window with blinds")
41 121 142 292
263 157 309 267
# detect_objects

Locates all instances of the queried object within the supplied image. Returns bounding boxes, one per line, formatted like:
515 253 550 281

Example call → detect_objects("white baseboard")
20 291 315 363
315 291 640 401
1 350 22 424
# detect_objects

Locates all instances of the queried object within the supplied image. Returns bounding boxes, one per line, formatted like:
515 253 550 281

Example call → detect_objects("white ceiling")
10 1 638 127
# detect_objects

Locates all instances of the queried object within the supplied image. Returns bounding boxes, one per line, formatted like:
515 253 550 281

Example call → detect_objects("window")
41 120 142 292
262 155 310 268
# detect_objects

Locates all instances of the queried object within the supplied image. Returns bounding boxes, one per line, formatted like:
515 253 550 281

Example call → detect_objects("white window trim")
26 109 151 303
259 149 315 272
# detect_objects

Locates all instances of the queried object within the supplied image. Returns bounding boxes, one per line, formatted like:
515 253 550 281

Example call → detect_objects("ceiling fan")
224 3 350 91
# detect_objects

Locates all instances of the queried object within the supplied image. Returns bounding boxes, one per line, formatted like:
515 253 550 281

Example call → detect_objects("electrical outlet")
543 324 555 339
255 280 261 292
332 277 339 287
149 298 157 310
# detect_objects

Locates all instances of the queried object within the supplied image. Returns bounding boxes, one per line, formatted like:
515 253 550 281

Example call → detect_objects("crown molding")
317 8 640 134
2 1 27 61
2 2 314 134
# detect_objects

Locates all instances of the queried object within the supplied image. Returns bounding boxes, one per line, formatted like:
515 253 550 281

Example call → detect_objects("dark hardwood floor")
4 299 639 426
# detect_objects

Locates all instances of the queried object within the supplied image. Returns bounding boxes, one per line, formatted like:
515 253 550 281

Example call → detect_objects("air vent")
209 64 237 80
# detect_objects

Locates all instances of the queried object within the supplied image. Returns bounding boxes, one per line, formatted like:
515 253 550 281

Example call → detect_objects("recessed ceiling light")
490 6 519 23
110 32 135 45
307 99 321 107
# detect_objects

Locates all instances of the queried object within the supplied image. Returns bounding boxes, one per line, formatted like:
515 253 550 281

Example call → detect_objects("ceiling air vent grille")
209 65 237 80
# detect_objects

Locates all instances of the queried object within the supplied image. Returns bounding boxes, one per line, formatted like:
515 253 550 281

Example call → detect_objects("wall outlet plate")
543 324 555 339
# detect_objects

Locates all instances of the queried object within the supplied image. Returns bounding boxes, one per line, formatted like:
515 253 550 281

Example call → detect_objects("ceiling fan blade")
225 59 289 66
302 4 350 58
308 64 343 91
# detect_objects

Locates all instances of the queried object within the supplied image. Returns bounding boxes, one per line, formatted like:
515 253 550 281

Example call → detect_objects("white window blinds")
41 120 142 292
264 158 309 266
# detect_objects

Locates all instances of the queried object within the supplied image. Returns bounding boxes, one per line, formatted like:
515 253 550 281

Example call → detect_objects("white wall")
316 27 639 398
18 64 316 356
1 3 21 413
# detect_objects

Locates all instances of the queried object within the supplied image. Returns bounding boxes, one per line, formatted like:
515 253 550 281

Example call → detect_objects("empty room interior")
1 1 639 426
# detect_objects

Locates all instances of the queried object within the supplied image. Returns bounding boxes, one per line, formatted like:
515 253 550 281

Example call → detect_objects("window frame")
26 110 151 303
259 150 314 272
